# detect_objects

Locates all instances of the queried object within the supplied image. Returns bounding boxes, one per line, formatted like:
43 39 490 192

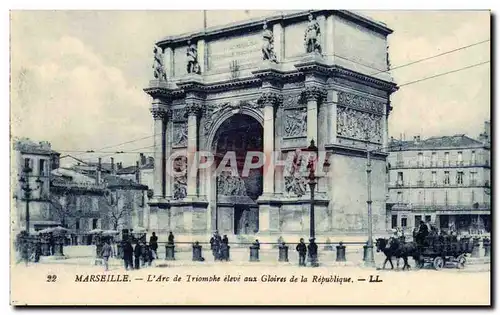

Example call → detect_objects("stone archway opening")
212 113 263 235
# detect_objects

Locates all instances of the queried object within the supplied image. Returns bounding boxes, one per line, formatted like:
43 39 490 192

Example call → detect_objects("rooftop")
389 134 485 151
14 138 60 155
157 10 393 48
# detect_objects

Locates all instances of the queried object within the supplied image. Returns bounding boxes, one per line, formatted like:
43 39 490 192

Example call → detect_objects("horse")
375 238 421 270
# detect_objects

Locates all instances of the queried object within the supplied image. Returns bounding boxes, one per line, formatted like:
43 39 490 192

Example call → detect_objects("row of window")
392 215 490 231
395 170 480 186
395 190 480 204
396 150 484 167
391 215 432 229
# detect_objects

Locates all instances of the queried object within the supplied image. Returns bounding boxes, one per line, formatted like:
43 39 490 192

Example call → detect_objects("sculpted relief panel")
172 156 187 200
337 91 385 115
217 172 248 196
283 108 307 138
173 123 188 147
337 106 383 144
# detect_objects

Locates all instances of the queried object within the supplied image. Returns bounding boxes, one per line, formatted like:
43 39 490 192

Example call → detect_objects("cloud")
11 35 152 162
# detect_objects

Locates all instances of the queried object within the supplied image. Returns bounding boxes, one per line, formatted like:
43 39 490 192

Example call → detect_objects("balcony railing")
389 160 490 169
389 181 489 189
392 202 491 212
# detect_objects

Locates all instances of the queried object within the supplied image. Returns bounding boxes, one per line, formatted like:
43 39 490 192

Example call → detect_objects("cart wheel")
433 256 444 270
457 255 466 269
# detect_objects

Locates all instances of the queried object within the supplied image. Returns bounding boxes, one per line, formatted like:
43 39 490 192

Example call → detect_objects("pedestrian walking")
308 238 319 267
296 238 307 266
122 239 134 271
134 241 142 270
101 240 113 271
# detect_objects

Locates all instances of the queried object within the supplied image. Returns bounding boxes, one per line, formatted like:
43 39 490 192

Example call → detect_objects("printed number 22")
46 275 57 282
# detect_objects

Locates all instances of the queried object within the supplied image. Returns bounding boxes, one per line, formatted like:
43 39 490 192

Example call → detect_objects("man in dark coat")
417 220 429 246
296 238 307 266
307 238 319 267
149 232 158 259
168 232 175 245
122 240 134 270
134 241 142 269
221 235 229 261
210 231 220 261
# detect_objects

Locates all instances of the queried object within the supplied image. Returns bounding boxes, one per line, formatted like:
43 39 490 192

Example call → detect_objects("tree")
106 190 133 231
49 192 78 229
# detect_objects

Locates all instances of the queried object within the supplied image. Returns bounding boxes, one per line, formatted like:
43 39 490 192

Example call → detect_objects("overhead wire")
53 38 490 160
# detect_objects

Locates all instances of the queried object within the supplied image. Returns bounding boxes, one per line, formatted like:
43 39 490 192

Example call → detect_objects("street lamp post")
306 140 318 240
19 164 42 234
365 149 375 267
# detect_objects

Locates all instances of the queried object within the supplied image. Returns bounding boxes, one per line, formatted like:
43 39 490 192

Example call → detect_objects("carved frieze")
337 106 383 143
173 123 188 147
337 91 385 115
280 93 304 108
283 108 307 138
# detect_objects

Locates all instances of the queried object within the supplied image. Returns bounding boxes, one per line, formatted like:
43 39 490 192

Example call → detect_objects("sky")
10 10 491 166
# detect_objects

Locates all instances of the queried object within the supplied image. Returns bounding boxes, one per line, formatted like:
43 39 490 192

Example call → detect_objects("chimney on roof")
390 136 394 143
96 157 102 184
482 121 491 144
135 161 140 183
140 153 146 166
111 157 116 175
117 162 122 170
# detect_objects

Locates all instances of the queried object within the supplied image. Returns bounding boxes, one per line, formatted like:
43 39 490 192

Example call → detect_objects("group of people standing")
100 231 174 271
209 231 230 261
296 237 319 267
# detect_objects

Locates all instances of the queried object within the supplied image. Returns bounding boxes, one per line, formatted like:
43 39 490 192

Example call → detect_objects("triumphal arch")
144 10 397 242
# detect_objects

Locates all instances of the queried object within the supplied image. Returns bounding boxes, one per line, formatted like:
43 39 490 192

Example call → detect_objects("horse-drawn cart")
417 236 473 270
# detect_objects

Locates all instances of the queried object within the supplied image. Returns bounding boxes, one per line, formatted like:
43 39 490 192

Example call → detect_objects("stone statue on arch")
152 46 167 81
304 13 321 54
186 40 201 74
261 22 278 63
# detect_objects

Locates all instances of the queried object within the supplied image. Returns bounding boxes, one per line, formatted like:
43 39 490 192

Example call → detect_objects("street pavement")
37 246 491 272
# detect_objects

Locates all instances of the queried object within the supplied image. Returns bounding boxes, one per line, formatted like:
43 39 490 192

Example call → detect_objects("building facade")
145 10 398 240
50 164 149 244
387 122 491 233
12 138 61 233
